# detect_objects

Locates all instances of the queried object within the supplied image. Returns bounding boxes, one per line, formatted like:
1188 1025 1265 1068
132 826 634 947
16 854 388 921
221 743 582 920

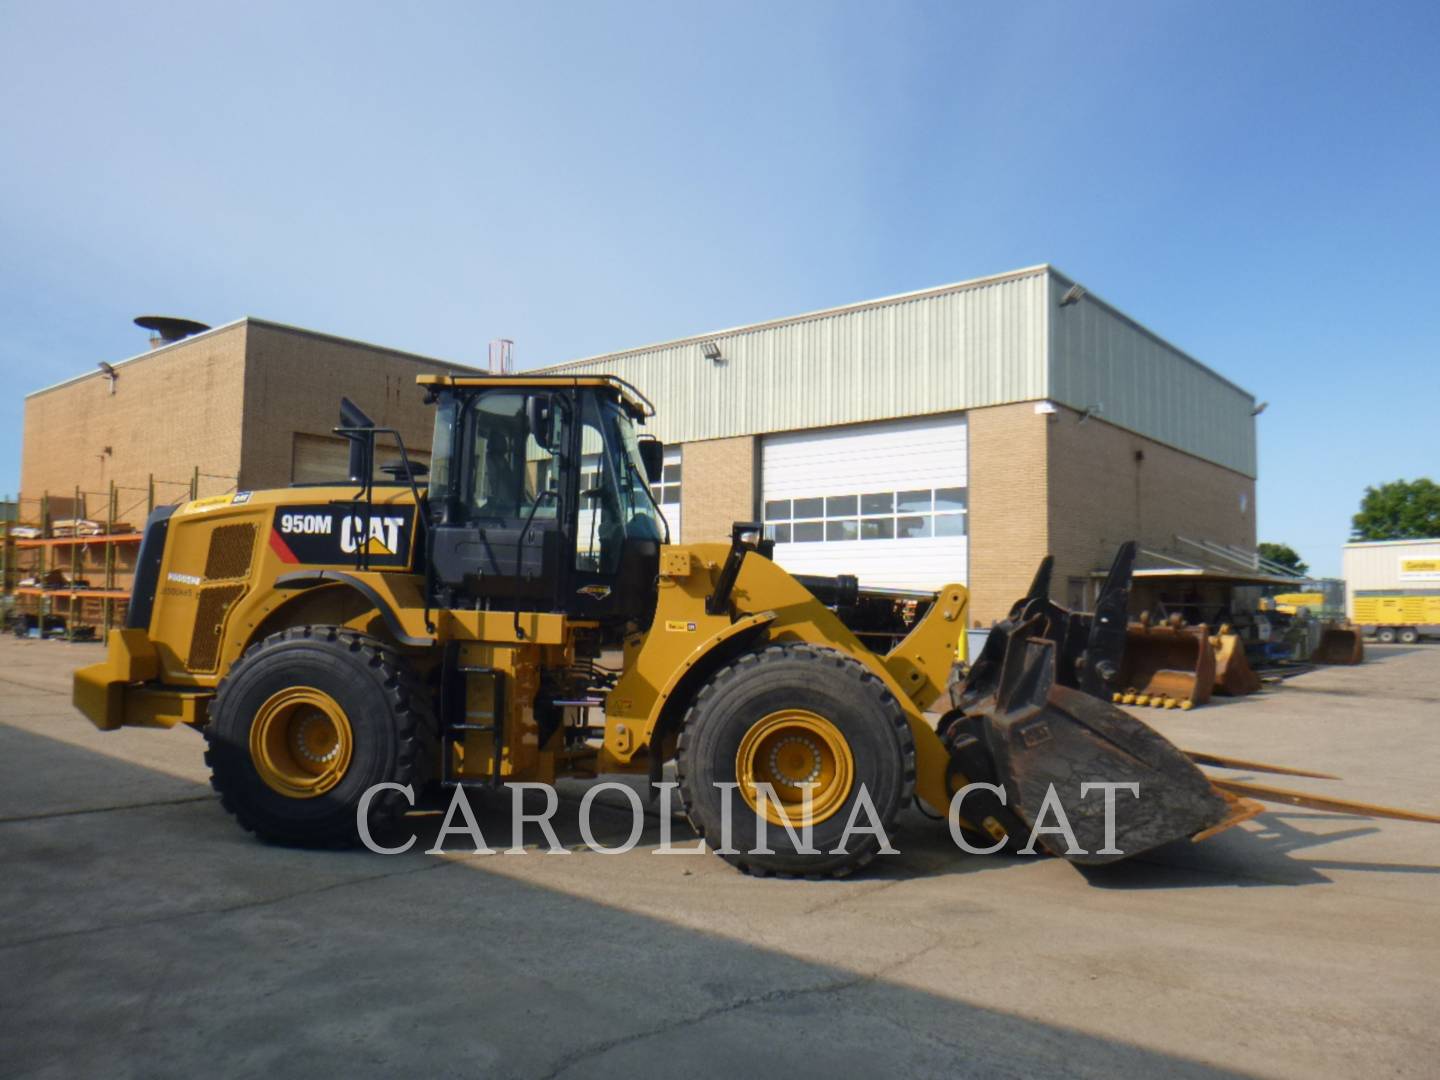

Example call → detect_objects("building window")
763 486 967 543
649 454 682 506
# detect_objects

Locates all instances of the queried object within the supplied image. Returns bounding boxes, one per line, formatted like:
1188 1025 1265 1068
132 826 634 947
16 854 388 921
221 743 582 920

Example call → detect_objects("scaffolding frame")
1 469 236 641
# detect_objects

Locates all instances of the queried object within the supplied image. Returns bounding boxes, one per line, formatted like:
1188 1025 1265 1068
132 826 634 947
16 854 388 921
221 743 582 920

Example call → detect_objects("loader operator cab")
423 377 667 623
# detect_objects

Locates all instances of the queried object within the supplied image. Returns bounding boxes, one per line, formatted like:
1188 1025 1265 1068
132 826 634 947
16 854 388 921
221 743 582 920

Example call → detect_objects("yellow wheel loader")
74 374 1438 874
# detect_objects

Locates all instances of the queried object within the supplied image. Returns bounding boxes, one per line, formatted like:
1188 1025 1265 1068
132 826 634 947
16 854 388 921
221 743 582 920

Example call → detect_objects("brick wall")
965 400 1257 625
18 320 470 523
238 322 463 489
19 323 250 520
679 435 756 543
966 402 1051 625
1045 405 1256 604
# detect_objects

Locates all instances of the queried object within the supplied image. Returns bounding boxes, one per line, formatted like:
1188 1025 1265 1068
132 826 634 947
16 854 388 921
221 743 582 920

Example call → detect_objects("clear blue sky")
2 1 1436 576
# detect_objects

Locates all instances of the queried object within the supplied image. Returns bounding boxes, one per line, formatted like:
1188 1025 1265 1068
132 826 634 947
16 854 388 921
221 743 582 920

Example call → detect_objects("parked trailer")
1343 538 1440 643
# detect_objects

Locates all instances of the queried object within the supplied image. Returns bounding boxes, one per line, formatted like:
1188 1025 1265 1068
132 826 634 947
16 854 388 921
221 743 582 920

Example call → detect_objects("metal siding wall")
549 273 1048 446
1047 273 1257 477
1343 540 1440 591
546 268 1252 477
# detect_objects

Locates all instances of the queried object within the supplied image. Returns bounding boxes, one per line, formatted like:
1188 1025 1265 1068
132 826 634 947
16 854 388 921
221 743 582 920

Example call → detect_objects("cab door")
428 388 573 606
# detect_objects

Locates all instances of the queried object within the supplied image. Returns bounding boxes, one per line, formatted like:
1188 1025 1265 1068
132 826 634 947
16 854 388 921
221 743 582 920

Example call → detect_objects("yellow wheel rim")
248 687 354 799
736 709 855 828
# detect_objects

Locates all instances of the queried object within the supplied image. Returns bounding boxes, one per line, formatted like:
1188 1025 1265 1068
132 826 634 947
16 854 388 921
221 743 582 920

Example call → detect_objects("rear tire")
677 643 915 878
1398 627 1419 645
1376 627 1397 644
205 626 431 847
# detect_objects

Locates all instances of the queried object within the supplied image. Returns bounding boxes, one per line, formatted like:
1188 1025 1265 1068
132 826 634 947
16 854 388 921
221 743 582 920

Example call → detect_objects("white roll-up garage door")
760 415 967 592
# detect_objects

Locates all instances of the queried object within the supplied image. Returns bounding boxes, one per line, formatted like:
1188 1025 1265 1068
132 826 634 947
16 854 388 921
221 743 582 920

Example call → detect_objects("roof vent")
134 315 211 349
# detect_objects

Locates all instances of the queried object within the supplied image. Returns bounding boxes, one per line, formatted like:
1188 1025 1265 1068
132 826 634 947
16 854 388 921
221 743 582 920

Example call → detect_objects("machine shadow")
1075 807 1440 890
396 779 1433 893
2 725 1261 1079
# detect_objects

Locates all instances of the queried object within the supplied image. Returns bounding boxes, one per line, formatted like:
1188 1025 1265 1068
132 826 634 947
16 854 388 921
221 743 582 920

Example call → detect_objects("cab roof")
416 372 653 417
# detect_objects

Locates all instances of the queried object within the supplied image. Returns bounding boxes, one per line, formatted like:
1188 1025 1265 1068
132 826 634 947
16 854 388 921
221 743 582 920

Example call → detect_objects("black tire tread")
204 624 431 847
675 641 915 879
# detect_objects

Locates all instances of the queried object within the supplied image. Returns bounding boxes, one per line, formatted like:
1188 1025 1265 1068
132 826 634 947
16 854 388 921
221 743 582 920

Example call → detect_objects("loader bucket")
1311 625 1365 665
1116 622 1216 708
948 613 1234 863
1210 630 1261 696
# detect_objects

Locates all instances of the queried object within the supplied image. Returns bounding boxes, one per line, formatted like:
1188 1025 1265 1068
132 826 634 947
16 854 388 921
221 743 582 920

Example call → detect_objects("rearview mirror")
525 395 554 451
637 437 664 483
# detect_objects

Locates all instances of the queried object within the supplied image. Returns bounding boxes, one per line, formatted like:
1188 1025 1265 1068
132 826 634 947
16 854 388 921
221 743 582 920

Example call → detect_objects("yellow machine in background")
1272 591 1327 616
75 374 1439 874
1353 595 1440 644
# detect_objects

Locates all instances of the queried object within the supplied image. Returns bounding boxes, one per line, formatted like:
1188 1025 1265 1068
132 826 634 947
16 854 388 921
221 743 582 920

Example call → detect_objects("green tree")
1258 541 1308 575
1351 478 1440 541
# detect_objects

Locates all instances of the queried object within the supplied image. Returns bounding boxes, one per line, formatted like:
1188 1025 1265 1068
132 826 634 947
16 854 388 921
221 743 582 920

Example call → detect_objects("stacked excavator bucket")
1311 624 1365 665
943 543 1440 864
1115 617 1216 709
1210 625 1262 696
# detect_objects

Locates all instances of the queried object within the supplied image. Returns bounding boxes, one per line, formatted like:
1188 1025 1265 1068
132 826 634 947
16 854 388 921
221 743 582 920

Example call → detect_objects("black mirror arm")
512 489 559 641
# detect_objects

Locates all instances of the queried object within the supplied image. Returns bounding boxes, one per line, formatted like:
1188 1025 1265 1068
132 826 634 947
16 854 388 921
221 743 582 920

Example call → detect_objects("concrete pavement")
1 638 1437 1078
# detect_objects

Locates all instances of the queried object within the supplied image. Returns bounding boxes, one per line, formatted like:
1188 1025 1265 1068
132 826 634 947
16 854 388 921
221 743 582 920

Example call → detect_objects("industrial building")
21 318 469 507
543 265 1260 624
12 265 1261 632
11 319 470 635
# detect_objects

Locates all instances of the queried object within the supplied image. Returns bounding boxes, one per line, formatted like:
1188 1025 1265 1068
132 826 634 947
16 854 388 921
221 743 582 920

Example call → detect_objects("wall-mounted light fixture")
1059 283 1087 306
1250 401 1269 417
97 361 118 394
701 340 724 364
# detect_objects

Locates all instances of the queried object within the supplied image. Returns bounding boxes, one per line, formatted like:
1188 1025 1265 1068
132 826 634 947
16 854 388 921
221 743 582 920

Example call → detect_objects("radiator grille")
204 523 257 581
187 584 246 672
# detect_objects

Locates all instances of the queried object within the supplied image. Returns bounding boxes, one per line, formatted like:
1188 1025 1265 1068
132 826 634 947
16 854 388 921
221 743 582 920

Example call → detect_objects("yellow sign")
665 620 697 633
1401 559 1440 573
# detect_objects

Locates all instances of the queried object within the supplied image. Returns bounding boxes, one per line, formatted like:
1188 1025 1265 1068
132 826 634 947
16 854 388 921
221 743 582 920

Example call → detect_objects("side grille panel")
204 523 258 581
188 584 246 672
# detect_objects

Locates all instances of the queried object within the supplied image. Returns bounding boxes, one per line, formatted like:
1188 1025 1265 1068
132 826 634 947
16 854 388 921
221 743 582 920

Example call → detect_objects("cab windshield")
576 394 665 573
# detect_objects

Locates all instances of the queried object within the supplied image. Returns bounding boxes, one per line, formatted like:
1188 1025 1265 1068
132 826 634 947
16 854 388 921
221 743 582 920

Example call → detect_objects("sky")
1 1 1436 577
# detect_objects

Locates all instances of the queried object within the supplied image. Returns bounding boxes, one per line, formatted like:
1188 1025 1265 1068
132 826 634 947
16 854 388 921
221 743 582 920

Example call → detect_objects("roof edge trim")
25 318 249 399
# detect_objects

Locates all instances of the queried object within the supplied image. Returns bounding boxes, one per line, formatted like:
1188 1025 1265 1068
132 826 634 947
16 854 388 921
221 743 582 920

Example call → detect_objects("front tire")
205 626 431 847
677 643 915 878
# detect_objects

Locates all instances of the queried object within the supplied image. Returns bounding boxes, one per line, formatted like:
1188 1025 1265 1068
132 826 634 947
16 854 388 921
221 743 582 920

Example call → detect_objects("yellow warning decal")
665 620 698 633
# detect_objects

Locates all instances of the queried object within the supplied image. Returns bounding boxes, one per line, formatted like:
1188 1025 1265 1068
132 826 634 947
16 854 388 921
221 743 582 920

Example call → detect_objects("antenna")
488 339 515 374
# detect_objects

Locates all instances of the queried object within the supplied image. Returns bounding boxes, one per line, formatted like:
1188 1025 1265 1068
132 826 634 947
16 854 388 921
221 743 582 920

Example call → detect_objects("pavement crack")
0 855 463 952
0 795 215 825
538 942 932 1079
0 674 68 696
